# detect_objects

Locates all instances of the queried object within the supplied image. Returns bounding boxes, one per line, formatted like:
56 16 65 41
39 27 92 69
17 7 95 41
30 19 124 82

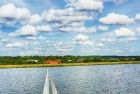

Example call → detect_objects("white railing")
43 71 58 94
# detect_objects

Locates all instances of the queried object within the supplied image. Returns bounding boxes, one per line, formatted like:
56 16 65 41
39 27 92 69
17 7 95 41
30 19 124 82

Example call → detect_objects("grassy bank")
0 61 140 68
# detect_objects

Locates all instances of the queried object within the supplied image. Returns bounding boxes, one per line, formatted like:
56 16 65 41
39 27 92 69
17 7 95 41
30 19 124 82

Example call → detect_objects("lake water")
0 64 140 94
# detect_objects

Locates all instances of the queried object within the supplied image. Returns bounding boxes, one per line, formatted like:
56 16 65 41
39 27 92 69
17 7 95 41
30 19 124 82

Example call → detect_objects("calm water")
0 64 140 94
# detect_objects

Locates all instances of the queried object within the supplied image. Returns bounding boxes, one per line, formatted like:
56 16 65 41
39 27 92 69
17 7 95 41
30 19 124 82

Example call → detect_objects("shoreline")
0 61 140 68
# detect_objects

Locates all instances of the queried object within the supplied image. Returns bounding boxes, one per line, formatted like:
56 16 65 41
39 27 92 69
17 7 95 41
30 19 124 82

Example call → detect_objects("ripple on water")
0 64 140 94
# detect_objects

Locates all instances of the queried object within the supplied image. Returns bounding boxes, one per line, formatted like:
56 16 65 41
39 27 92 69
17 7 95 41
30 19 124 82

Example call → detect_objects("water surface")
0 64 140 94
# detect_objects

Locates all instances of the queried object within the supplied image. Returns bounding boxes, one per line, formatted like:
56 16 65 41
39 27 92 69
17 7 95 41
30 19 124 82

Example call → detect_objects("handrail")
43 71 58 94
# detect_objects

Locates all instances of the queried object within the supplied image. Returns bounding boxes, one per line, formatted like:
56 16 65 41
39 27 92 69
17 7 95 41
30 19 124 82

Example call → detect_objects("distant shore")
0 61 140 68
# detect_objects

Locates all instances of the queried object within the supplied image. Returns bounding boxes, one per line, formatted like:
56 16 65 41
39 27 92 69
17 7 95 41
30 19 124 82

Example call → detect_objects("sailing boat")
43 70 58 94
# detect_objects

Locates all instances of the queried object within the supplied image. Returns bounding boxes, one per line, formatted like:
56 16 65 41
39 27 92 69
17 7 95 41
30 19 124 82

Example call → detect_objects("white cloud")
16 7 31 20
54 22 84 28
36 25 52 32
0 3 31 21
97 25 109 31
29 14 42 25
127 48 138 53
97 42 105 47
75 34 89 41
53 42 73 52
56 21 96 33
1 39 8 43
113 0 126 4
136 27 140 36
99 13 134 25
60 26 96 33
6 42 28 48
0 3 17 20
66 0 103 11
1 0 27 7
42 8 95 33
74 34 93 45
114 27 135 37
26 36 37 40
104 0 126 4
9 25 37 36
20 50 40 55
38 36 46 40
9 25 52 37
135 14 140 21
42 8 92 23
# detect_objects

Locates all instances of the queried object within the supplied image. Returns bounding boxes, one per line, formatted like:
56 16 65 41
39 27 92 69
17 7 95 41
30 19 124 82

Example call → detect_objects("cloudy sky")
0 0 140 56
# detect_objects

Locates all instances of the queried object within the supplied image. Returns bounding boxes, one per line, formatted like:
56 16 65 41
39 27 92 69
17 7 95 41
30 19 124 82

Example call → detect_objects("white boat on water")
43 71 58 94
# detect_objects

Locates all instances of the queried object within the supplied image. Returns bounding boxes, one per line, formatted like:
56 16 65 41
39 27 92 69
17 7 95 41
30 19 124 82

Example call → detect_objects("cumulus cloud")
9 25 37 36
99 13 134 25
29 14 42 25
104 0 126 4
53 42 73 52
42 7 95 33
56 21 96 33
16 7 31 20
66 0 103 11
6 42 28 48
136 27 140 36
1 38 7 42
0 3 17 20
54 22 84 28
114 27 135 37
36 25 52 32
60 26 96 33
135 14 140 21
0 3 31 21
9 24 52 37
74 34 93 45
97 42 105 47
42 8 92 23
38 36 46 40
113 0 126 4
97 25 109 31
26 36 37 40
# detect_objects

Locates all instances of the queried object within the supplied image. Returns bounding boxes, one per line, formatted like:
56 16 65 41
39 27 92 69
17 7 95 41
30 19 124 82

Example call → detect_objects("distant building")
44 59 61 64
26 59 38 62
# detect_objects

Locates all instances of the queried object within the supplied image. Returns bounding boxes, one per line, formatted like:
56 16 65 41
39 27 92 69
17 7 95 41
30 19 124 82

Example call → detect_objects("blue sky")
0 0 140 56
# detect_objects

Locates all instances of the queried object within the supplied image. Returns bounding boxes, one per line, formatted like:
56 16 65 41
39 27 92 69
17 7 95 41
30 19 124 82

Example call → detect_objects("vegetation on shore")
0 61 140 68
0 56 140 68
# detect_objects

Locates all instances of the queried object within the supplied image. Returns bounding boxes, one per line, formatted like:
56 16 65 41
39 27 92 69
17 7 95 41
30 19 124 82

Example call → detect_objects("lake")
0 64 140 94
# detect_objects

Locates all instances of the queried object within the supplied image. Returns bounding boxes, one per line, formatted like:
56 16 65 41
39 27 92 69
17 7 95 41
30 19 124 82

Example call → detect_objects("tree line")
0 56 140 65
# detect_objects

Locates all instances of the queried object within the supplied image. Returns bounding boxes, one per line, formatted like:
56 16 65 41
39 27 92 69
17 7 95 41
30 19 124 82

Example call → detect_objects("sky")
0 0 140 56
